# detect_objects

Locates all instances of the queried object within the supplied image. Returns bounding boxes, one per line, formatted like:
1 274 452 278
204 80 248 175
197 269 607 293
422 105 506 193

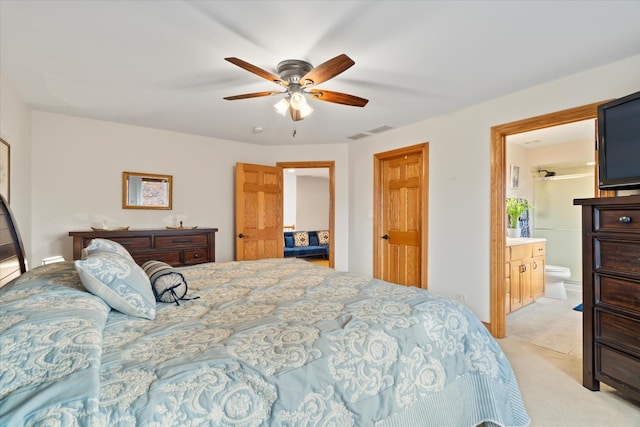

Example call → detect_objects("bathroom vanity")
505 238 546 314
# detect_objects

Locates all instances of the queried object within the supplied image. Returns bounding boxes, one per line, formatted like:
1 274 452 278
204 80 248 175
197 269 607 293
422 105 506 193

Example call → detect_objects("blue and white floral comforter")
0 259 530 426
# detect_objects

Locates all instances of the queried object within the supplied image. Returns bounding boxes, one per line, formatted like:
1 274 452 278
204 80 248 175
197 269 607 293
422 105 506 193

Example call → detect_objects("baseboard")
565 282 582 293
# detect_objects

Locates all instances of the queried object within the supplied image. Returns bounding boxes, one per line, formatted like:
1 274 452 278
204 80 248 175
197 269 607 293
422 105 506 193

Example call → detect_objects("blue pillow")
75 252 156 319
284 235 294 248
82 238 136 264
309 233 319 246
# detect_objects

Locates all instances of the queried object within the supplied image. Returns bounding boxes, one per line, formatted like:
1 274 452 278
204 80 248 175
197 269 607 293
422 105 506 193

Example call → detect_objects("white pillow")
75 252 155 319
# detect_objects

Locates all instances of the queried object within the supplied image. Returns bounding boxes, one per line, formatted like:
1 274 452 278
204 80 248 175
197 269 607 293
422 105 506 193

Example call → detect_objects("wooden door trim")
373 142 429 288
489 101 611 338
277 161 335 268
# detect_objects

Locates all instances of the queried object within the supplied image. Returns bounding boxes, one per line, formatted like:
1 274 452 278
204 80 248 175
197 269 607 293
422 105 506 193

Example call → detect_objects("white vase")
507 227 521 238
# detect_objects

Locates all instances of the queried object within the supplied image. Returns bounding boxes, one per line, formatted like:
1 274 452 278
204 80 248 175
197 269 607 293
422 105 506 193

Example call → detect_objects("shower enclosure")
532 171 594 284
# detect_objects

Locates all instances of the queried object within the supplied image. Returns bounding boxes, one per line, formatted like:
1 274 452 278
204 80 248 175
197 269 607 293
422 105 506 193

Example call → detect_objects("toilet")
544 264 571 299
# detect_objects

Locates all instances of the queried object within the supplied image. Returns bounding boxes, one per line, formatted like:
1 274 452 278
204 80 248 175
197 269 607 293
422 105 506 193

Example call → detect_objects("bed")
0 198 530 426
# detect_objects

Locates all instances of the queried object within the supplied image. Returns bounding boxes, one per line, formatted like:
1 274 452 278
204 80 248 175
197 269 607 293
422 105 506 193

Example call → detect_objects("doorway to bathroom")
489 101 613 339
505 121 596 355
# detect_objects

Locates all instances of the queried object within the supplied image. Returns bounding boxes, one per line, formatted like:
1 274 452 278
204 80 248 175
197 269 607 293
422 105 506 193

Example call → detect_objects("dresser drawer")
133 251 181 266
597 310 640 354
596 345 640 392
597 239 640 275
596 208 640 233
597 275 640 313
183 249 209 265
109 236 152 251
155 234 209 248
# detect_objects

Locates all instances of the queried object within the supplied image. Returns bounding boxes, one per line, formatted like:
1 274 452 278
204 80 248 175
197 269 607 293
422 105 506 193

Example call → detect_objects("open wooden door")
235 162 283 261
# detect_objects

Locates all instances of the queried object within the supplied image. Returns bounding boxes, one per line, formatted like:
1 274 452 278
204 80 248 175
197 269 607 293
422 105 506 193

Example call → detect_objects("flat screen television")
597 90 640 190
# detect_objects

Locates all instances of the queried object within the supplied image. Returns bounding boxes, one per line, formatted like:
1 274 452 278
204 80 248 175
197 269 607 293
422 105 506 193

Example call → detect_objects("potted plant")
506 197 532 238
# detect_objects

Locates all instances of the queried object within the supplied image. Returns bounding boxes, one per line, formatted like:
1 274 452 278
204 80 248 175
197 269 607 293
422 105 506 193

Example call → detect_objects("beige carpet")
498 337 640 426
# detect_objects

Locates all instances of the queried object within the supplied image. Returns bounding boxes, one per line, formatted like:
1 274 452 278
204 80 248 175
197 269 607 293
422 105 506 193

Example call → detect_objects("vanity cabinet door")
510 261 524 311
521 257 534 306
532 255 545 299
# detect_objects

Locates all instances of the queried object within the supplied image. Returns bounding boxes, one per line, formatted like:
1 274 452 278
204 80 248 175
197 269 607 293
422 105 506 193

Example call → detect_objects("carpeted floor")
498 337 640 426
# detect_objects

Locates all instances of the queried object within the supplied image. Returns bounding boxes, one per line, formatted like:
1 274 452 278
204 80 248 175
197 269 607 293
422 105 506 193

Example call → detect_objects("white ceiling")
507 119 595 148
1 1 639 146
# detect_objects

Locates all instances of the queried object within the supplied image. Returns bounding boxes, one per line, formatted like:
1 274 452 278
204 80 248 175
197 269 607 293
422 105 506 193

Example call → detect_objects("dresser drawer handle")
172 238 193 243
193 253 200 258
619 216 632 224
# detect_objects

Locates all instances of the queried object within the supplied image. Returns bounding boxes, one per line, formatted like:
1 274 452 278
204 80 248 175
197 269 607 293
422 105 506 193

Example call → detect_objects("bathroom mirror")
122 171 172 210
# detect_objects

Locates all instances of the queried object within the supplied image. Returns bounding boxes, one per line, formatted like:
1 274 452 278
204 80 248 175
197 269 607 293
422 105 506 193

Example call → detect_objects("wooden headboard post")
0 194 27 286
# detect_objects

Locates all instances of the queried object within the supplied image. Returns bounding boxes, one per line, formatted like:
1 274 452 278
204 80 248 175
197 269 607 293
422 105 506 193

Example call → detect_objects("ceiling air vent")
367 125 394 134
348 133 370 140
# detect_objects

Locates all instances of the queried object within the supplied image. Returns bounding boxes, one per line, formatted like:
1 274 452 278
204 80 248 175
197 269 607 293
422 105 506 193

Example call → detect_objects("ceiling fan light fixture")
298 103 313 118
274 98 289 115
289 91 307 110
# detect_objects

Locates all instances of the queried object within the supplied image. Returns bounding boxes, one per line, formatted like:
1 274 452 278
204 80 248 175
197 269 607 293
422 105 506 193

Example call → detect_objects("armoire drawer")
595 208 640 233
596 345 640 392
597 275 640 314
597 310 640 354
597 239 640 275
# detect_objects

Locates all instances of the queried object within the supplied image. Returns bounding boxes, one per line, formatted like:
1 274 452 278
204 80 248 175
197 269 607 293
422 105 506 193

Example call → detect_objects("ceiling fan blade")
300 54 355 86
290 106 304 121
223 90 282 100
224 57 287 86
308 89 368 107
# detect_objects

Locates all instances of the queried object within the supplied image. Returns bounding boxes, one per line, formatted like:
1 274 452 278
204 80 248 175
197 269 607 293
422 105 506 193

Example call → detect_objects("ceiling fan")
223 54 368 121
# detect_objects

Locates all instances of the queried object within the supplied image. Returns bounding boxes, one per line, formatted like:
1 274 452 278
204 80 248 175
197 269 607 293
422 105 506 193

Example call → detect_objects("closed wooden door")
374 143 428 288
235 162 283 261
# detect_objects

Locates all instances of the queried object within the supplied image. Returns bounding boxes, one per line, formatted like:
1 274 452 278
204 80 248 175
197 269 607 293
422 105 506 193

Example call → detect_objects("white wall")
29 112 350 271
283 172 296 227
296 176 329 231
527 137 595 169
0 72 32 264
347 54 640 322
4 55 639 322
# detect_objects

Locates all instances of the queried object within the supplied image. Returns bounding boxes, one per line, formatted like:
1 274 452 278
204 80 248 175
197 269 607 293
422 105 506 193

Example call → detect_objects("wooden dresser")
574 195 640 402
69 228 218 267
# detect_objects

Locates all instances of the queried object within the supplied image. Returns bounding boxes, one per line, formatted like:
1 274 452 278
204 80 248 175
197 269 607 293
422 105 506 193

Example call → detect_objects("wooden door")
374 143 428 288
235 162 283 261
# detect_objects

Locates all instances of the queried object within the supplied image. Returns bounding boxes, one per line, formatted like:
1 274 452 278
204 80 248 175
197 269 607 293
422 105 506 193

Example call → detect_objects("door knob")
382 234 390 240
238 233 247 238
